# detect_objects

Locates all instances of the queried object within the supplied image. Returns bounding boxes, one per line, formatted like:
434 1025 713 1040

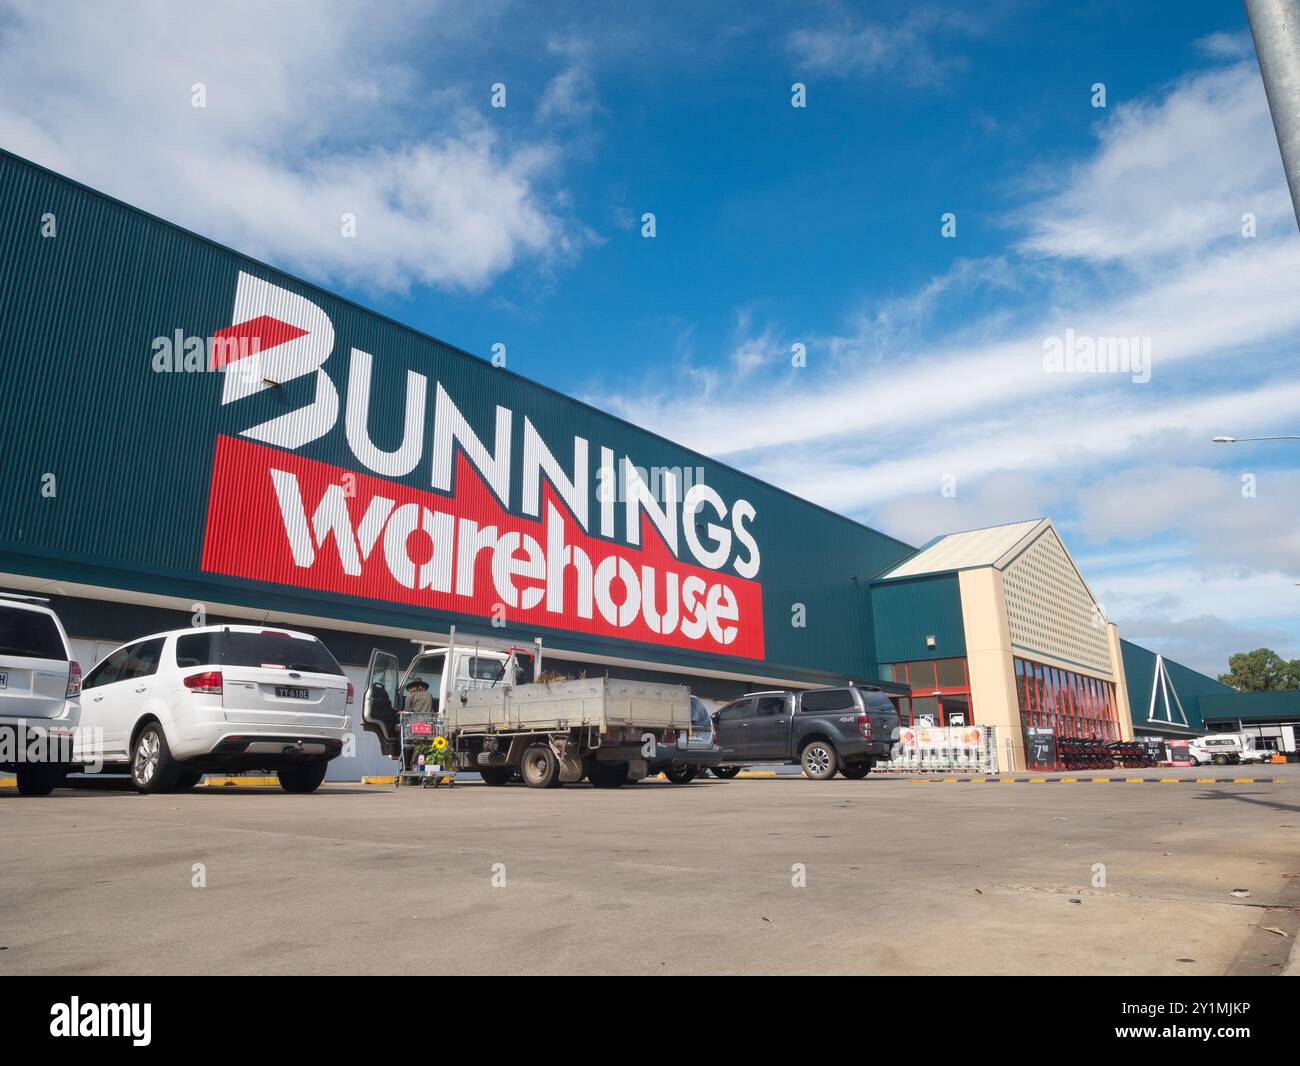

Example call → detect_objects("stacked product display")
1107 741 1157 768
1055 736 1112 771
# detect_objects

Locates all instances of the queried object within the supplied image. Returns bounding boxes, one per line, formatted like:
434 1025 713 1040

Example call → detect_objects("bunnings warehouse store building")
1 148 1290 779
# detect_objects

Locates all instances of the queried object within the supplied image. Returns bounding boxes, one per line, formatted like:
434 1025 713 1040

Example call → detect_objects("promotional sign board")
1026 727 1056 767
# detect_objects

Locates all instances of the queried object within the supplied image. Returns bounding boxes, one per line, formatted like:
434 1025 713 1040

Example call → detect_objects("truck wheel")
663 766 698 784
15 763 68 796
1212 754 1229 766
841 762 871 779
479 767 512 786
801 741 839 780
130 723 182 794
521 744 561 788
711 766 741 780
278 760 328 793
587 760 628 788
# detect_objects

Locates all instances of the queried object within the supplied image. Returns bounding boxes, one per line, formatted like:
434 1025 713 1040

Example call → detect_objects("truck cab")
361 631 537 758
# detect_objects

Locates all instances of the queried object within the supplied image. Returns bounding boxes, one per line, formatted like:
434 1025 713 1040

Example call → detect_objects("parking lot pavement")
3 767 1297 976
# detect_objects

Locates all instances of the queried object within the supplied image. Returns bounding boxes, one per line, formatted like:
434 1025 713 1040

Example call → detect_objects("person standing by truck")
405 678 433 715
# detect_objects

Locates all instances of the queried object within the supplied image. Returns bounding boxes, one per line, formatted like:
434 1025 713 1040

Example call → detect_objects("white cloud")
592 53 1300 668
0 0 577 294
1018 63 1291 264
787 10 972 86
538 67 598 125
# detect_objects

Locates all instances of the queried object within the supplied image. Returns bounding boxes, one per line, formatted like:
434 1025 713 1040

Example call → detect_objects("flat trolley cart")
395 710 456 788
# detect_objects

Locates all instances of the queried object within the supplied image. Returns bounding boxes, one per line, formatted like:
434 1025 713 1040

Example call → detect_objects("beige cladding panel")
957 568 1024 771
1107 622 1135 740
1002 527 1113 678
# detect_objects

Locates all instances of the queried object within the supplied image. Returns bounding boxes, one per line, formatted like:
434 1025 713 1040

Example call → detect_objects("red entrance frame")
889 658 973 727
1014 656 1120 770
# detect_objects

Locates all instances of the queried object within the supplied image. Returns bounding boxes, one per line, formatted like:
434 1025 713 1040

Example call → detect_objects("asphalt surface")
3 766 1298 975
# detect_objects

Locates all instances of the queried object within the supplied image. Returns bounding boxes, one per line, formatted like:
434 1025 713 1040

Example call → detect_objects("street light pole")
1212 434 1300 443
1246 0 1300 231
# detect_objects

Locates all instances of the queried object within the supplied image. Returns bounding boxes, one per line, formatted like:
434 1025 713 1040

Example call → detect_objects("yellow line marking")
1196 778 1216 783
1126 778 1144 783
1028 777 1047 783
1232 778 1253 783
200 776 279 788
1091 778 1110 783
943 777 959 782
360 776 396 785
1159 778 1179 783
0 776 15 787
1061 777 1078 783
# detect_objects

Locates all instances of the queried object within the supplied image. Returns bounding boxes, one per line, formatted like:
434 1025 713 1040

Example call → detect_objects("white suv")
75 625 352 794
0 594 81 795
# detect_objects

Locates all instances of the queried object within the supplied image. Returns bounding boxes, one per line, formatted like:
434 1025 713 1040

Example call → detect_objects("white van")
75 625 351 793
1188 732 1268 766
0 594 81 795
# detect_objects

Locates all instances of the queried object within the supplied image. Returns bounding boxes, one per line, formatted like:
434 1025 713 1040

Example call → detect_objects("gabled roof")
876 518 1049 580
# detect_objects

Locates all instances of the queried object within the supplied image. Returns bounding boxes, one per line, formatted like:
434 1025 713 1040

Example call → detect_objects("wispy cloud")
0 0 582 294
787 8 977 86
593 53 1300 673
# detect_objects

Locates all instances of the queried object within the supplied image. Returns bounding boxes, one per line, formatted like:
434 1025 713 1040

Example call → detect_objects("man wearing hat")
405 677 434 715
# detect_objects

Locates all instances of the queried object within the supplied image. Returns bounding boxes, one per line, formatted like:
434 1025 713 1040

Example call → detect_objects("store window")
886 657 971 726
1015 655 1120 768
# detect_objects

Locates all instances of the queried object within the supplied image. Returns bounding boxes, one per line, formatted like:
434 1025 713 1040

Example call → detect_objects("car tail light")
66 661 82 697
857 714 872 739
184 670 223 694
346 681 354 705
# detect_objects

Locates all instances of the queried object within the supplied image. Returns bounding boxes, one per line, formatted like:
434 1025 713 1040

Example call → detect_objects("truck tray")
449 678 691 734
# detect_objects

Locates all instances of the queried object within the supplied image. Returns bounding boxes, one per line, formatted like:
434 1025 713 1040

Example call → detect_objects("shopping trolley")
395 710 456 788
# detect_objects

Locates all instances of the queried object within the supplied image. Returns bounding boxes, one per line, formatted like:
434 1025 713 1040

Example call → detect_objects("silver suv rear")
0 594 81 795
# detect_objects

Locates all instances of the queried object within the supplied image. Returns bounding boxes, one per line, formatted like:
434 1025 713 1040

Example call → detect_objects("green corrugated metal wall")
870 573 966 672
0 148 916 684
1120 639 1235 733
1200 689 1300 721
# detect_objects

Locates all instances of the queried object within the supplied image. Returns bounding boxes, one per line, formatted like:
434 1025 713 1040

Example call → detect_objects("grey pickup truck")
710 685 900 780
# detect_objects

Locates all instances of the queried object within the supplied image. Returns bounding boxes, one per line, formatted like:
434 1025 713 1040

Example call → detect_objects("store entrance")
888 658 973 727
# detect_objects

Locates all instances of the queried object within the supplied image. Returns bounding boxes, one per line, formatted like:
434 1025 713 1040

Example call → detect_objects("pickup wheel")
841 762 871 780
663 766 698 784
520 744 562 788
172 771 205 791
711 766 742 780
479 767 512 786
800 740 839 780
14 763 69 796
587 760 629 788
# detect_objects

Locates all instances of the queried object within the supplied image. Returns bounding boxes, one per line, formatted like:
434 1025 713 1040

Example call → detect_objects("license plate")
275 686 310 700
0 672 6 688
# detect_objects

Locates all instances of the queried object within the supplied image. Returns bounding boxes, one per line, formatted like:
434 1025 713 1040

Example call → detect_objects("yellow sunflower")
432 736 449 750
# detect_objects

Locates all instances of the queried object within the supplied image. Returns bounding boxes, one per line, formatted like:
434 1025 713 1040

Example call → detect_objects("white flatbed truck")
362 629 692 788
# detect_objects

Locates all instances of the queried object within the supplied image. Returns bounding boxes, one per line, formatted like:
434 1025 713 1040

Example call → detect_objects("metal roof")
877 519 1048 580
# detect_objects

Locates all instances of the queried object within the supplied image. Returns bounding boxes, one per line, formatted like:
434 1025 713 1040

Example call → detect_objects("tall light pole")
1246 0 1300 230
1212 434 1300 443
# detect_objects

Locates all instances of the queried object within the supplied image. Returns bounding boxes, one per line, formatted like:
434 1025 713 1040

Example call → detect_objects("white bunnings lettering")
221 272 760 577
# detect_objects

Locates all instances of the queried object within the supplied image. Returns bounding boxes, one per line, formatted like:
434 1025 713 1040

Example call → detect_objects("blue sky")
2 0 1298 676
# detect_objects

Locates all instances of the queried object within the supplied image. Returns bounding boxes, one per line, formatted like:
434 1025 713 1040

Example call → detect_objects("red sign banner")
200 435 764 659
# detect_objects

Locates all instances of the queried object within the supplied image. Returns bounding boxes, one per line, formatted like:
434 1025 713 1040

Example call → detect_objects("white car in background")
0 593 81 795
1188 732 1268 766
75 625 352 794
